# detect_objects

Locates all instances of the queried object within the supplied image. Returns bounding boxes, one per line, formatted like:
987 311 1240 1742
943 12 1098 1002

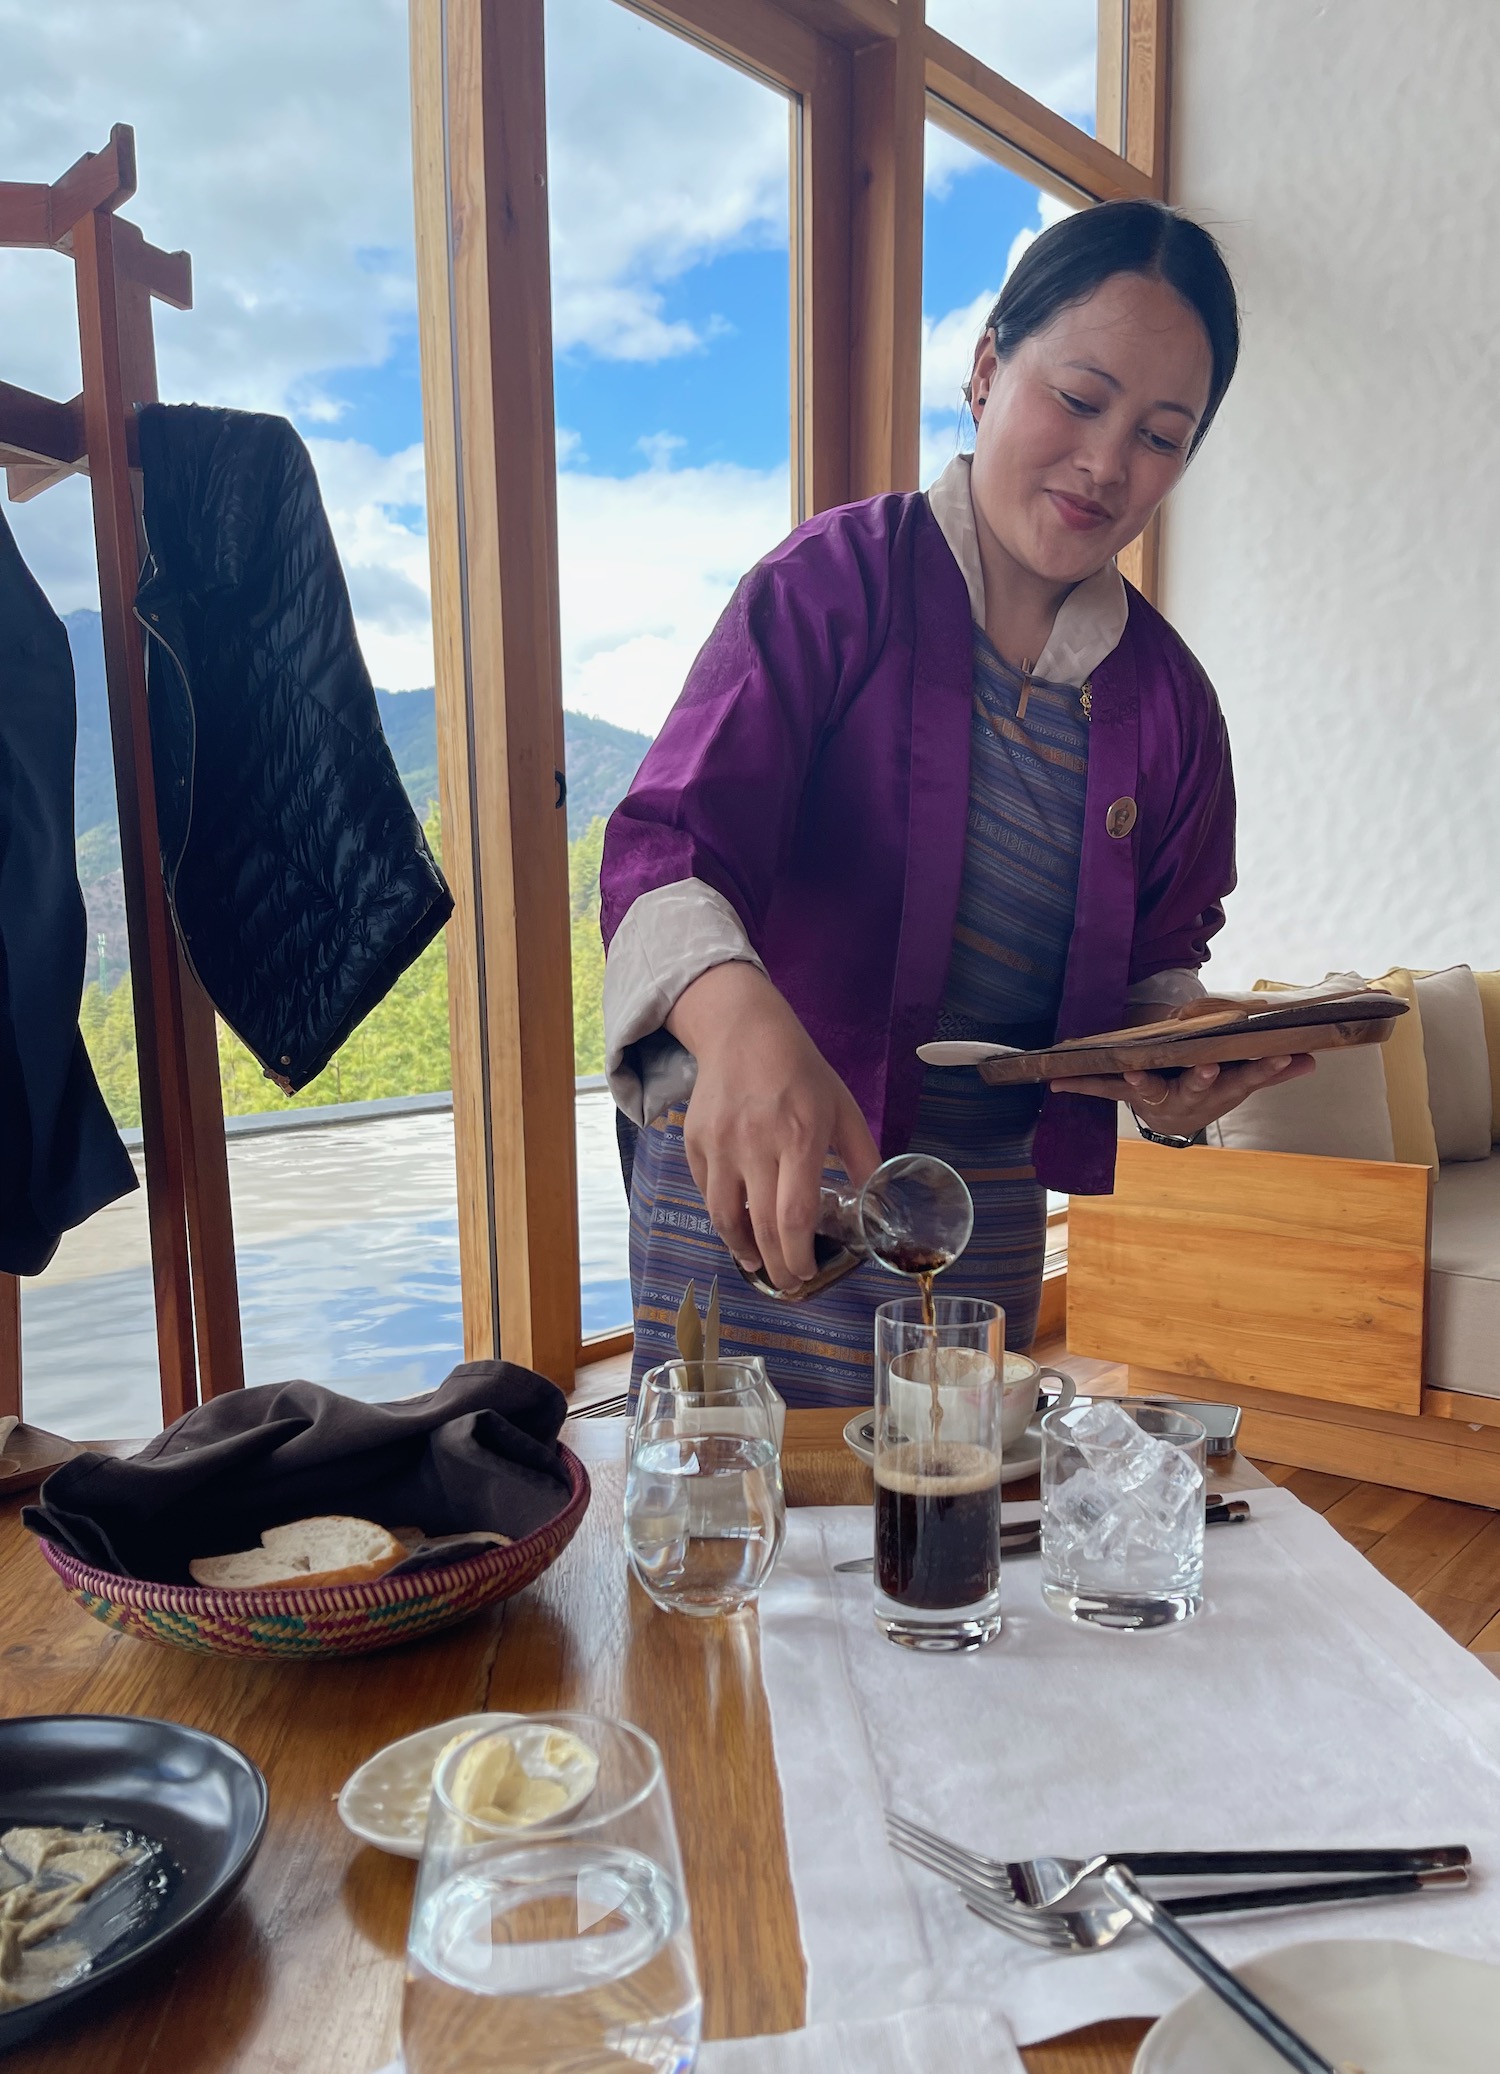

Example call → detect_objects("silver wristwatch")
1133 1114 1200 1149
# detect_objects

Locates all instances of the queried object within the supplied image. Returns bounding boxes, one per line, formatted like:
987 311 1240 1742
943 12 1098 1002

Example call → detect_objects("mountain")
64 609 650 843
61 610 653 984
375 693 652 843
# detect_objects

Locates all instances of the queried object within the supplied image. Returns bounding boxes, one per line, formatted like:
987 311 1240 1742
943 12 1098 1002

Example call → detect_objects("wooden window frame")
409 0 1173 1382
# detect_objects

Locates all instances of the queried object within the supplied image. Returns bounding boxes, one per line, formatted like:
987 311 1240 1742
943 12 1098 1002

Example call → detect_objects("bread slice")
189 1516 405 1590
188 1546 312 1589
261 1516 404 1584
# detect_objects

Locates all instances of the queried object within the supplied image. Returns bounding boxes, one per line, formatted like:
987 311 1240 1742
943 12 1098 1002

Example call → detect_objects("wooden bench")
1068 1138 1500 1507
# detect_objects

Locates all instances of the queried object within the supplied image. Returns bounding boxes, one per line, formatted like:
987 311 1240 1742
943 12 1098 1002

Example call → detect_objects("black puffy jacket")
135 406 452 1090
0 505 136 1274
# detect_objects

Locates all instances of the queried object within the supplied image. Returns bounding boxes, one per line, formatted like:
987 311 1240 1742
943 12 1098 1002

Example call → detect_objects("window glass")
544 0 794 1337
926 0 1098 136
922 122 1079 490
4 0 460 1433
922 122 1080 1234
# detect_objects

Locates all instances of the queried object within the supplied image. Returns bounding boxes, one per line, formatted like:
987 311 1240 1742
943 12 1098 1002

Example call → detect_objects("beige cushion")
1415 966 1492 1162
1428 1153 1500 1398
1474 971 1500 1142
1208 1043 1395 1161
1252 968 1432 1165
1366 968 1440 1169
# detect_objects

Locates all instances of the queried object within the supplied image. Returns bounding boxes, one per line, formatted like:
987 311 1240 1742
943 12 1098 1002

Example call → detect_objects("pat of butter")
439 1727 593 1828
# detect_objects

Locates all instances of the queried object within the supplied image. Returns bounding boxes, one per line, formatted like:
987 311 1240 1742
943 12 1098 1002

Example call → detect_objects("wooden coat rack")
0 125 244 1427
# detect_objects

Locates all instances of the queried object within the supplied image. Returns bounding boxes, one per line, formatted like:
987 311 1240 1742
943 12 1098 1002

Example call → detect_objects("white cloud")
0 0 794 699
556 455 792 735
0 0 1090 733
925 1 1098 134
0 0 416 417
924 2 1097 199
0 0 423 653
919 189 1078 486
544 0 790 361
0 475 98 617
305 439 434 690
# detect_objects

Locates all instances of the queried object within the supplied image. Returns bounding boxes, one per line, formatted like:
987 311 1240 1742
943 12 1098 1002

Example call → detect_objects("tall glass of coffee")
873 1297 1004 1652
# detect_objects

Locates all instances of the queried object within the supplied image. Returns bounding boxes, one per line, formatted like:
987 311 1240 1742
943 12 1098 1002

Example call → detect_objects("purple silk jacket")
599 491 1236 1194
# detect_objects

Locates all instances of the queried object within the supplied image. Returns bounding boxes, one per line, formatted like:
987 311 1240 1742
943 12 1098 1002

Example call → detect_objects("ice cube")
1046 1467 1136 1567
1060 1403 1200 1503
1059 1399 1144 1458
1046 1434 1204 1582
1129 1442 1204 1534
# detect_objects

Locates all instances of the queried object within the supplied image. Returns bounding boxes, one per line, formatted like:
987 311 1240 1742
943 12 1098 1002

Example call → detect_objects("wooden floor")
1257 1460 1500 1654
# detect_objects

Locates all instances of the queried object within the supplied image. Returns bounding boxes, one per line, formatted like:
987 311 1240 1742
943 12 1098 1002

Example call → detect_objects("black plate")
0 1715 268 2049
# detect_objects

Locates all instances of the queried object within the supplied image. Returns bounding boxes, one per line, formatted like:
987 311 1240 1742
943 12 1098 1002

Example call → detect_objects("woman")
600 201 1312 1406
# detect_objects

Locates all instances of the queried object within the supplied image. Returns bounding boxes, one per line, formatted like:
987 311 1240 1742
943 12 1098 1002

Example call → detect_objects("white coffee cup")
1001 1353 1074 1450
883 1349 1074 1455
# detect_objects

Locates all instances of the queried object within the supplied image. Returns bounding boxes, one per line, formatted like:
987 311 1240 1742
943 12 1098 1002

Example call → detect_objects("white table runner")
756 1486 1500 2046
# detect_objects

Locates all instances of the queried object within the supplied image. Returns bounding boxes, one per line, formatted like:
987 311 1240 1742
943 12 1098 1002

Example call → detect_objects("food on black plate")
0 1824 168 2010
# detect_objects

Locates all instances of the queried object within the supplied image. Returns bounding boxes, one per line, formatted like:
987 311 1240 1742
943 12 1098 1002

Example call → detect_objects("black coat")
0 506 136 1275
135 405 452 1091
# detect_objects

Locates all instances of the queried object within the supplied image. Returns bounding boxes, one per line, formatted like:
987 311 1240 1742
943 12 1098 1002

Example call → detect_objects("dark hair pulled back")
981 199 1239 454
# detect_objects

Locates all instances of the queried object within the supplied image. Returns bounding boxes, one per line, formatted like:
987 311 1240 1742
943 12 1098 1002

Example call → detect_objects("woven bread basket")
36 1444 590 1660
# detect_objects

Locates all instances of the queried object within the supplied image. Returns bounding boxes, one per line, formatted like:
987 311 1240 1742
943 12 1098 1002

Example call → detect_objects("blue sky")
305 143 1068 482
1 0 1096 720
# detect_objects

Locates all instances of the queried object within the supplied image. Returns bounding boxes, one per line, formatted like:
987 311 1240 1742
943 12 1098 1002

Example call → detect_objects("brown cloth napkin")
23 1362 574 1585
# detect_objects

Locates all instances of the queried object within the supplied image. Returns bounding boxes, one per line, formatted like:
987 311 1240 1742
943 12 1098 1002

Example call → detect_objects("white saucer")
338 1712 517 1857
842 1413 1042 1484
1134 1938 1500 2072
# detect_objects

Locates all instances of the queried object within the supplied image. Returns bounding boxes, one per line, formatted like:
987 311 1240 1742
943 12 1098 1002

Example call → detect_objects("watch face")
1137 1118 1197 1148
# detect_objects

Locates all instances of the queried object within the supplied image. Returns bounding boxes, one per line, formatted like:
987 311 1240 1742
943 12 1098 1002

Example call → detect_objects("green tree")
569 816 608 1076
78 972 144 1128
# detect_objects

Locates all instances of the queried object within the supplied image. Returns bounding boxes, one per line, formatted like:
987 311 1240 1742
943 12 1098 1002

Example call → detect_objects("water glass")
1040 1398 1208 1630
402 1714 701 2074
624 1359 786 1616
873 1297 1004 1652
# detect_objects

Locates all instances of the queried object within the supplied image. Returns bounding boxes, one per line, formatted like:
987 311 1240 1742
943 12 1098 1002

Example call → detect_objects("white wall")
1164 0 1500 988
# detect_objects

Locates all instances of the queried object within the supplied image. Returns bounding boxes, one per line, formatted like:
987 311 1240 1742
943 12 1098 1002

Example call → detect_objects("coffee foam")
874 1440 1002 1498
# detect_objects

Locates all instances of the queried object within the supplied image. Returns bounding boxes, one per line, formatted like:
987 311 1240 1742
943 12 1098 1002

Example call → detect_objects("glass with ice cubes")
1039 1398 1208 1629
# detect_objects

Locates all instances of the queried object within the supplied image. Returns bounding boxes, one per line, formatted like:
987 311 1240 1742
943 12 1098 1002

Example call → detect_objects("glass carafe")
734 1153 974 1303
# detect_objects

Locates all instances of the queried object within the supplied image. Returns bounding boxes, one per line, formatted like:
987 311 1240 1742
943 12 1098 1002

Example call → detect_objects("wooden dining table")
1 1409 1162 2072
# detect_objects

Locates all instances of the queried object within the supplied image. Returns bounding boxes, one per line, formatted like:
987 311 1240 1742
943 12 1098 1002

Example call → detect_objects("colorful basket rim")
37 1442 591 1621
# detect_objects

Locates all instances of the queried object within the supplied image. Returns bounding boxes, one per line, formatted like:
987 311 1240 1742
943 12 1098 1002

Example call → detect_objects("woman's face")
967 270 1214 587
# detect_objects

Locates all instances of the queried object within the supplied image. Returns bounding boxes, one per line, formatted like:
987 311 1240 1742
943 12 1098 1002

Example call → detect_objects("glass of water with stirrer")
624 1281 786 1617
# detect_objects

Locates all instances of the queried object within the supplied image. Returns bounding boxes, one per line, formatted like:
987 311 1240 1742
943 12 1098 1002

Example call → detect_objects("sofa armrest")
1068 1139 1433 1416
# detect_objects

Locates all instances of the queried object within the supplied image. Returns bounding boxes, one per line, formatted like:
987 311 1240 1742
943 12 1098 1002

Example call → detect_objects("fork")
884 1809 1471 1908
959 1862 1470 1948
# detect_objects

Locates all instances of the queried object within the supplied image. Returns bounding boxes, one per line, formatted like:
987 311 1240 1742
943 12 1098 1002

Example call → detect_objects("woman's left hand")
1048 1052 1317 1137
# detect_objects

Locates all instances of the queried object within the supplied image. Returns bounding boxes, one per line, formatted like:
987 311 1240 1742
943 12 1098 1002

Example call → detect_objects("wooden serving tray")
0 1423 79 1497
918 989 1407 1088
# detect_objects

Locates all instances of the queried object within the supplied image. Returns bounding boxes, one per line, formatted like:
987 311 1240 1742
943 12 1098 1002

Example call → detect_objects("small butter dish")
338 1713 517 1858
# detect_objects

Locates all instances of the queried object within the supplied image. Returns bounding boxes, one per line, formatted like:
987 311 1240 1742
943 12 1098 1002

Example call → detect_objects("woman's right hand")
666 962 881 1293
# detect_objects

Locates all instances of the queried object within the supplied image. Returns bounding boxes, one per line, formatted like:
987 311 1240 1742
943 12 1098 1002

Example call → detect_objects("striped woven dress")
626 627 1091 1407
